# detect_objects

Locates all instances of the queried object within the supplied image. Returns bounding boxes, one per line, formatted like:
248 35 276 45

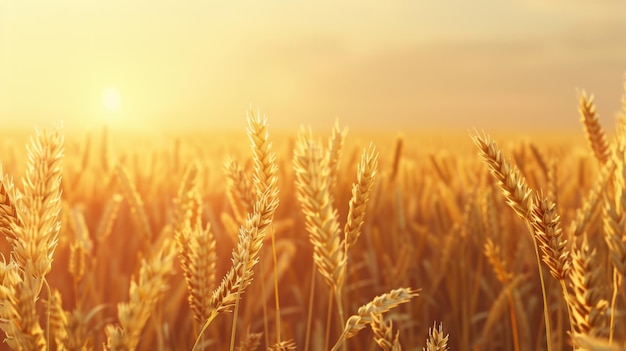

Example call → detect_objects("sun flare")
102 87 122 112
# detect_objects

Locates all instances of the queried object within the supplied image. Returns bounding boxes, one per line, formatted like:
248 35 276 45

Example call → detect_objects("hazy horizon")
1 1 625 134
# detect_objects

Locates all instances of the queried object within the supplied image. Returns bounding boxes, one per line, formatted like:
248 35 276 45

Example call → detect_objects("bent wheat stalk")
331 287 418 351
193 191 278 351
472 131 554 351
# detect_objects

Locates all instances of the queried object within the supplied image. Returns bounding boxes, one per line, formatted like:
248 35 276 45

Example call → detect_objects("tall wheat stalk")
0 127 65 350
247 109 281 346
472 131 555 351
293 127 346 349
193 191 278 350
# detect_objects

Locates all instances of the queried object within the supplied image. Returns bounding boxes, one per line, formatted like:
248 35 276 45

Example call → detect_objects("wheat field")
1 83 626 351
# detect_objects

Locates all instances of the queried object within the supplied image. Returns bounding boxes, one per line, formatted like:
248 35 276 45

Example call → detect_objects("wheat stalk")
389 135 403 182
572 333 626 351
477 274 526 349
472 130 556 351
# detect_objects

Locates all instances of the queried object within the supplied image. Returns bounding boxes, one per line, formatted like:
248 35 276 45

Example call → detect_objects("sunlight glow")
102 87 122 112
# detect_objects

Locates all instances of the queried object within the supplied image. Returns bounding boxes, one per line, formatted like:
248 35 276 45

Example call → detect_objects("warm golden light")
102 87 122 113
0 2 624 132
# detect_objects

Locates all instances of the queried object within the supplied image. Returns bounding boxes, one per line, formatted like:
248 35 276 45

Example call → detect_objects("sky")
0 1 625 133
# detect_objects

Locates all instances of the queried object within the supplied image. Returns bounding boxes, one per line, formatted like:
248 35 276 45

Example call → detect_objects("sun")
102 87 122 112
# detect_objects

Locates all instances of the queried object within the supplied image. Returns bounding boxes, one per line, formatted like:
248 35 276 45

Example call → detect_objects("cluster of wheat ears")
0 80 626 351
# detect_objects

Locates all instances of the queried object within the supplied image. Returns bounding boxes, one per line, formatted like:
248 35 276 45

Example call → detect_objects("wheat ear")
602 144 626 342
204 189 277 351
604 145 626 275
236 328 263 351
423 322 449 351
370 312 401 351
484 238 513 284
205 191 278 315
105 240 176 351
293 128 345 291
247 108 281 345
176 220 217 323
267 340 297 351
344 143 379 252
95 193 123 242
224 158 255 223
332 287 418 349
326 120 347 191
115 164 153 242
0 166 21 243
173 163 205 310
48 288 69 350
171 162 202 234
11 128 64 286
568 236 609 341
46 288 91 351
247 109 279 207
530 191 571 281
570 157 614 238
579 90 611 164
0 262 46 350
471 131 533 220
